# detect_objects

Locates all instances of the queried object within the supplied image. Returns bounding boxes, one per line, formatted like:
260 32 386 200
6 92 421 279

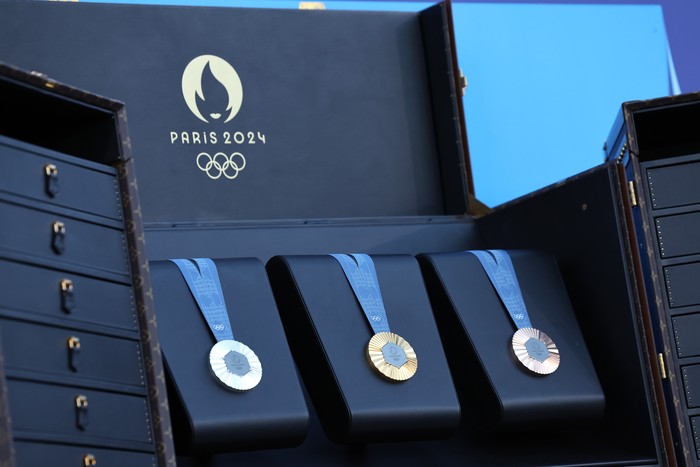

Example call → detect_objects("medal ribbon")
170 258 234 342
469 250 532 329
331 254 391 334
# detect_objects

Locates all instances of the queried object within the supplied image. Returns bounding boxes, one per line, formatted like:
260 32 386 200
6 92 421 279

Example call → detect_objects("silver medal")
210 339 262 391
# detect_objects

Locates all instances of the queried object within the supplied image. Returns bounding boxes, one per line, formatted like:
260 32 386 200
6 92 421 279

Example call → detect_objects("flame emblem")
181 55 243 123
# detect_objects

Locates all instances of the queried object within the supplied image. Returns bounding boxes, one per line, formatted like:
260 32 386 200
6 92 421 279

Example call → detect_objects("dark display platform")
419 250 604 430
150 258 309 454
266 254 460 443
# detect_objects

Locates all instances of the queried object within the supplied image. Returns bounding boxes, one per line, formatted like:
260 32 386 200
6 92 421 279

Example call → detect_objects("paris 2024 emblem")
169 54 267 180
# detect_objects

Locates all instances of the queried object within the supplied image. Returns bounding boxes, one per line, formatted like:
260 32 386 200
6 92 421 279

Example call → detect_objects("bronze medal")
511 327 560 375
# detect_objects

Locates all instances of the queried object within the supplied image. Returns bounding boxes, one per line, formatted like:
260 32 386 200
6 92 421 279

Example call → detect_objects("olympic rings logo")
196 152 246 180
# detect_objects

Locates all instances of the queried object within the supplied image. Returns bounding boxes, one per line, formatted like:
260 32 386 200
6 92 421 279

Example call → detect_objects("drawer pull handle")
67 336 81 372
44 163 59 197
83 454 97 466
51 221 66 254
75 395 89 430
60 279 75 313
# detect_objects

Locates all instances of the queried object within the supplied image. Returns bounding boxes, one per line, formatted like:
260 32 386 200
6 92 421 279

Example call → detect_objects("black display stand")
150 258 309 454
477 165 664 466
419 250 604 430
266 254 460 443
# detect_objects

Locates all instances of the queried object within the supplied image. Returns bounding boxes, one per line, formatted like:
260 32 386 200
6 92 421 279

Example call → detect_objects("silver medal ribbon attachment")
171 258 262 391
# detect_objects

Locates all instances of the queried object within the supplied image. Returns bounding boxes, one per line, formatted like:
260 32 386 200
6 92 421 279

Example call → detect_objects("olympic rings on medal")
196 152 246 180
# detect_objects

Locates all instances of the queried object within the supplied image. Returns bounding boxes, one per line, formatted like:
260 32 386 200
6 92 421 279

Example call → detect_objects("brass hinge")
615 141 628 164
299 2 325 9
658 353 667 379
628 181 638 207
459 69 468 96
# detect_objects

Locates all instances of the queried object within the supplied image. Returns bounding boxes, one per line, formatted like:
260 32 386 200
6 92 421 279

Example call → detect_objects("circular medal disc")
366 332 418 382
209 339 262 391
511 327 560 375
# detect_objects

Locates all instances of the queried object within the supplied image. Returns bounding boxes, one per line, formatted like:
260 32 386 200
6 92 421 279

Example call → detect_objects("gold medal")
511 327 560 375
366 332 418 381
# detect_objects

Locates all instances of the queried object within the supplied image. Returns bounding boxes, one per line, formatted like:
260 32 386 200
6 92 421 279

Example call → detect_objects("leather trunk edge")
0 338 15 467
617 155 695 466
116 105 177 467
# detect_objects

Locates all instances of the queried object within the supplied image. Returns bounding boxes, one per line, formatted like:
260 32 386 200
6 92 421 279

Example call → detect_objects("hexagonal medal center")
381 342 407 368
524 338 550 363
224 350 251 376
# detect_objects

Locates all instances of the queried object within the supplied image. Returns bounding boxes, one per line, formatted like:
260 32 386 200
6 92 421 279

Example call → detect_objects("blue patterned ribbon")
469 250 532 329
331 254 391 334
170 258 234 342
